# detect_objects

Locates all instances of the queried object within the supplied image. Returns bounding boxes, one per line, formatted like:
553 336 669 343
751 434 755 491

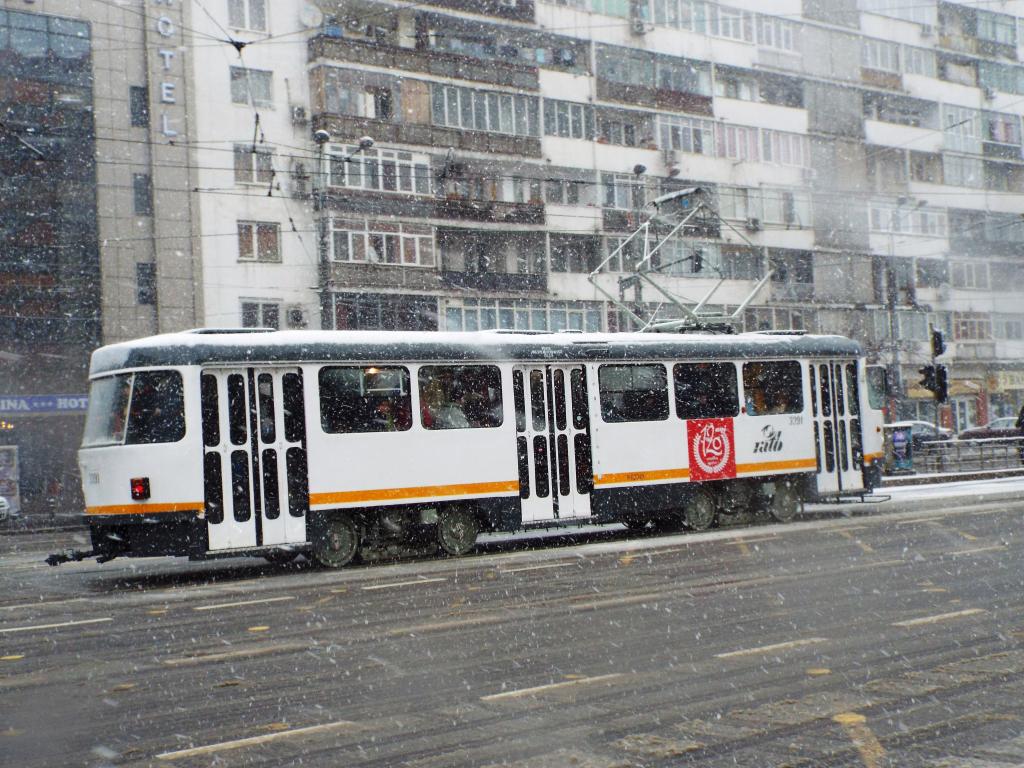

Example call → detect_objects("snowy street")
2 478 1023 767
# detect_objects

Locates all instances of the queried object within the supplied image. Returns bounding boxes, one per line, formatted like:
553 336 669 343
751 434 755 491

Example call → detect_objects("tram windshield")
82 371 185 447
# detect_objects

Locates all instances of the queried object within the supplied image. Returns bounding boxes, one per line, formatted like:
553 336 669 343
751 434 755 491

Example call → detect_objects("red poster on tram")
687 418 736 482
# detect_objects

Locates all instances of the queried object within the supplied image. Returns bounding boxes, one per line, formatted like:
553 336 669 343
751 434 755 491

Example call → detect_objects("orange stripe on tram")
86 502 203 516
736 458 817 474
309 480 520 506
594 458 817 487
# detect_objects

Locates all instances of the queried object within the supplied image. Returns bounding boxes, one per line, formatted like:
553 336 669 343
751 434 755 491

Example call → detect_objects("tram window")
867 366 887 411
833 364 845 416
819 364 831 418
319 366 412 434
125 371 185 444
809 365 818 417
598 364 669 423
201 374 220 447
742 361 803 416
846 364 860 417
228 374 248 446
282 372 305 443
554 369 567 431
257 374 276 444
513 370 526 433
673 362 738 420
570 368 589 430
82 374 132 447
420 365 503 430
530 370 546 431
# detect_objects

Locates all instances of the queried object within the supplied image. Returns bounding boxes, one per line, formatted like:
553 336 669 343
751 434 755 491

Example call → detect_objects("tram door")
810 360 862 495
201 368 309 551
514 365 593 523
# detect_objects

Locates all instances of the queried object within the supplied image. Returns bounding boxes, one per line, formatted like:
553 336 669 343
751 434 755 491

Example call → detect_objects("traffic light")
931 328 946 358
918 364 937 393
691 249 703 273
935 364 949 403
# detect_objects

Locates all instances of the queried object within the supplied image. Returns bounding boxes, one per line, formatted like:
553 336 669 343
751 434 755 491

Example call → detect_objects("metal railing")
913 436 1024 474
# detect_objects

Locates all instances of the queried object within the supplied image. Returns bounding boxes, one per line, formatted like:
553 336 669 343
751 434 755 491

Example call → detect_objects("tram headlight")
130 477 151 501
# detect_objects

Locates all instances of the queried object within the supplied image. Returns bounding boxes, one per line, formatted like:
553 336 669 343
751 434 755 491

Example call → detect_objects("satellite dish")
298 4 324 28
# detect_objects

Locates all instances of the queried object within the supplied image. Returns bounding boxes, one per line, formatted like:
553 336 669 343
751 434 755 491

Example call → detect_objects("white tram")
72 329 886 567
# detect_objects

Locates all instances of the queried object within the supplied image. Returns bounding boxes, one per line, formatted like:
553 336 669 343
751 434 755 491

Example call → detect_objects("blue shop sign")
0 395 89 415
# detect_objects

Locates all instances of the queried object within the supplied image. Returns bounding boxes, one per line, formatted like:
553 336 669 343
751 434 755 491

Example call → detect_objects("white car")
0 495 10 522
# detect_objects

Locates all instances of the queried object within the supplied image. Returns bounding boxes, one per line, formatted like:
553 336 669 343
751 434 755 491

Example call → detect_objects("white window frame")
717 124 759 161
757 15 796 52
331 220 435 267
861 38 900 73
761 130 809 167
658 114 715 155
227 0 267 32
241 300 281 329
230 66 273 108
329 146 431 196
233 144 274 184
237 221 281 262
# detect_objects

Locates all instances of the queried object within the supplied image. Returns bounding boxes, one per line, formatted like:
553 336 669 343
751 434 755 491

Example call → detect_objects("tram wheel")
684 491 717 531
311 514 360 568
263 549 299 565
437 507 479 556
768 480 801 523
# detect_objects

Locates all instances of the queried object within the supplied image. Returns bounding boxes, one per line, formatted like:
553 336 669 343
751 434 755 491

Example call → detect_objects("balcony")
982 140 1023 161
434 198 545 225
309 36 539 91
440 270 547 292
860 69 902 91
409 0 535 23
595 79 713 116
313 114 543 158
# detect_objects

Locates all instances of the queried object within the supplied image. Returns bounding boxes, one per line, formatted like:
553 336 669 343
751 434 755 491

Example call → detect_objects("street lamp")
314 131 374 329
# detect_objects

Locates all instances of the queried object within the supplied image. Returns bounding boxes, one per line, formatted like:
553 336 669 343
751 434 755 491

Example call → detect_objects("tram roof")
89 329 863 376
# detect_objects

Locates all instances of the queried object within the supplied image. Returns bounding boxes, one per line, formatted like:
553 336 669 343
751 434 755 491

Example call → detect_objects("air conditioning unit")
937 283 951 301
630 17 647 35
290 105 308 125
289 160 310 199
983 86 997 101
286 305 308 329
920 24 934 38
745 217 762 232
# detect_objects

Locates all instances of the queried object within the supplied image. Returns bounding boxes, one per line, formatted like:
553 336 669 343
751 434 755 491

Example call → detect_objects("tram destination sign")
0 395 89 415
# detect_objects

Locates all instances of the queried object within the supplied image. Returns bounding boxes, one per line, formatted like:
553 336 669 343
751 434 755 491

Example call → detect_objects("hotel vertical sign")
153 0 182 138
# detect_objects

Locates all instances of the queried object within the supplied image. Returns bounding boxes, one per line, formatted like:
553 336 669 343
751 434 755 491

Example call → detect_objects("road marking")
838 530 874 553
735 540 751 556
362 577 447 591
952 545 1006 556
247 625 270 633
833 712 886 768
154 720 358 761
481 673 623 702
958 531 978 541
892 608 986 627
895 515 947 526
193 596 295 611
716 637 828 659
499 562 575 574
1 655 25 661
163 642 307 667
0 617 112 635
0 598 90 612
806 668 831 676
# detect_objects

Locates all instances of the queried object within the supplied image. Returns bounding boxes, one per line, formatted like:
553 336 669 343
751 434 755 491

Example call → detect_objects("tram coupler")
45 548 105 566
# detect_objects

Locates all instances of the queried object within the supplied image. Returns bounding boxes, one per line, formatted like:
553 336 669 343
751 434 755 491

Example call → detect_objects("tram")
68 328 886 567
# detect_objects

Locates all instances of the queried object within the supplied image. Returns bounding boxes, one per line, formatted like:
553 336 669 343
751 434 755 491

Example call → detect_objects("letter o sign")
156 16 176 37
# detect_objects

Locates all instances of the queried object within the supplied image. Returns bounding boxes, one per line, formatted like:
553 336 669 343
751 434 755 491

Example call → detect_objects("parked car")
885 420 954 449
0 495 10 522
958 417 1024 440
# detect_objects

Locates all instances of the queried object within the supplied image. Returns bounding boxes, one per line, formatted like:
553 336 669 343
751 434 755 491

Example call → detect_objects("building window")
544 179 583 205
757 15 796 51
953 311 992 341
658 114 715 154
861 38 900 73
943 155 984 188
601 173 647 210
717 124 759 161
136 263 157 305
233 144 274 183
129 85 149 127
331 219 434 266
431 84 539 137
229 66 273 107
227 0 267 32
443 298 601 332
329 147 430 195
238 221 281 262
133 173 153 215
543 100 593 139
703 4 755 43
950 262 989 289
241 300 280 329
761 130 808 167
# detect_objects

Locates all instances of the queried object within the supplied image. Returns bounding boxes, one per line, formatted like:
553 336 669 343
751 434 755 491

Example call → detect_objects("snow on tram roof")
89 328 862 375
